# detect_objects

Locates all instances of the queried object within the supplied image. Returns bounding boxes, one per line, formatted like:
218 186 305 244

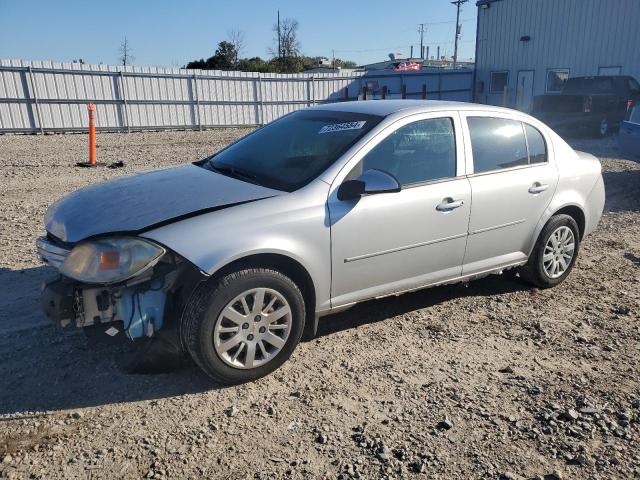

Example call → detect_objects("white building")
473 0 640 111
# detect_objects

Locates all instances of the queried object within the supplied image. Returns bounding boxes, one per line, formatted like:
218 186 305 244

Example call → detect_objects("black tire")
520 214 581 289
594 117 609 138
182 268 305 384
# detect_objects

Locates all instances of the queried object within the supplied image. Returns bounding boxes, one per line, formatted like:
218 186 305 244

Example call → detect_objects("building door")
516 71 535 112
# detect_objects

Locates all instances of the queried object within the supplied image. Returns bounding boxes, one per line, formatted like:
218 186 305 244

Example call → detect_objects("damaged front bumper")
37 235 205 341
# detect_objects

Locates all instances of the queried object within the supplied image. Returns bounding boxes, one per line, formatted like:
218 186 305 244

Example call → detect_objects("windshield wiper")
209 163 261 185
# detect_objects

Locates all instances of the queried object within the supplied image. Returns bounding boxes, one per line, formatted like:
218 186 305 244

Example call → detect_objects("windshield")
202 110 383 191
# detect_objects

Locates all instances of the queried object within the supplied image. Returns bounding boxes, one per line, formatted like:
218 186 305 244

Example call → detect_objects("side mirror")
337 169 401 201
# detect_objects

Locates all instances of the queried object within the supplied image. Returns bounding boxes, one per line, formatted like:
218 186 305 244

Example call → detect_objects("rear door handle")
436 198 464 211
528 182 549 194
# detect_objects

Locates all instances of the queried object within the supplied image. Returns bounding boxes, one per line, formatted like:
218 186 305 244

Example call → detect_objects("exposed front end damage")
37 234 207 345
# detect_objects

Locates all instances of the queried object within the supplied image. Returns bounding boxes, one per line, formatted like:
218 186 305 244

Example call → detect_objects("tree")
278 18 300 58
237 57 276 73
227 29 245 67
118 37 135 66
337 60 358 69
209 41 237 69
271 17 301 73
185 58 207 69
185 41 238 70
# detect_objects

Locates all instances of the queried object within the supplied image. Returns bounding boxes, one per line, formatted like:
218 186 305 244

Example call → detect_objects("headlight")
60 237 165 284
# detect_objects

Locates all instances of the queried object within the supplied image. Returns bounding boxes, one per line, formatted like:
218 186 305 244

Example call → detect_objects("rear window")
563 77 613 94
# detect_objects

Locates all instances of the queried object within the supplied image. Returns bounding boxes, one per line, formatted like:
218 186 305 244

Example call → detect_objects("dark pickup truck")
532 75 640 137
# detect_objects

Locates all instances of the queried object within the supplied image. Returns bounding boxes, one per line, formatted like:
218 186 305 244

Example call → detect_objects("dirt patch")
0 130 639 479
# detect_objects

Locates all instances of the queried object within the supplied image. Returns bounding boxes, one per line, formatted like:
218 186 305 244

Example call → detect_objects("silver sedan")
38 100 605 383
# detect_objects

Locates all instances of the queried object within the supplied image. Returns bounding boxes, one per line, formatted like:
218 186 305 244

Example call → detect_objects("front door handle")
528 182 549 194
436 197 464 211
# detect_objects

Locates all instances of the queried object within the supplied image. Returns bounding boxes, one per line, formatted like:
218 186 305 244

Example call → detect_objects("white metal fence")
0 59 473 133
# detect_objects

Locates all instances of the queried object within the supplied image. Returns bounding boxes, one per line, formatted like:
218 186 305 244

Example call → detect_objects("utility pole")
418 23 427 60
277 10 281 59
332 49 335 69
451 0 468 68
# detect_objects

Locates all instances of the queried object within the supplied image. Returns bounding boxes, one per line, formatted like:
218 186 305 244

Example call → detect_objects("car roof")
309 99 516 117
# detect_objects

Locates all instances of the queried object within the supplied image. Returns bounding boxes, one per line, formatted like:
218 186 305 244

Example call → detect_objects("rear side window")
467 117 528 173
524 124 547 164
629 78 640 95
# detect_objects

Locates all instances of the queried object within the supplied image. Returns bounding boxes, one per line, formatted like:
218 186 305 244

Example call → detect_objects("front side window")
468 117 528 173
361 118 456 186
546 69 569 93
490 72 509 94
202 110 383 191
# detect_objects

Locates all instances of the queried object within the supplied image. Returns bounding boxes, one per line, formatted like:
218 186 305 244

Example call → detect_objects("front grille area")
36 235 71 268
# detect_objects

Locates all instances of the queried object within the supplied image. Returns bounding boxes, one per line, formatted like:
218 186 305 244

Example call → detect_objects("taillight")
583 97 592 113
627 99 634 111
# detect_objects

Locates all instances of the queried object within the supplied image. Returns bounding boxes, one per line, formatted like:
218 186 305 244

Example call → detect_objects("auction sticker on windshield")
318 121 366 134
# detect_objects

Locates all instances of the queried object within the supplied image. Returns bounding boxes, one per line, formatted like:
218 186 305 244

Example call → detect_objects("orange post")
88 102 96 166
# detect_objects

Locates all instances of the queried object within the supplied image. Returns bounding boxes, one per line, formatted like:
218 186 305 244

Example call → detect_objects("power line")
334 44 413 54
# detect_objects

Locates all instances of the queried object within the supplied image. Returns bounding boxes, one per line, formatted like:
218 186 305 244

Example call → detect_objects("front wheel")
182 268 305 384
520 214 581 288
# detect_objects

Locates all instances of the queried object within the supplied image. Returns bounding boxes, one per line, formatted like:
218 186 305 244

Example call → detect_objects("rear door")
460 113 558 274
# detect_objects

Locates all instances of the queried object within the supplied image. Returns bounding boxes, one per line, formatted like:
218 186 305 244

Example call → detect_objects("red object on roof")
392 61 422 71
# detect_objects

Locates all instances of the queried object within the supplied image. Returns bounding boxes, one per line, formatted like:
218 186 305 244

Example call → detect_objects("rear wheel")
182 268 305 384
595 117 609 138
520 214 580 288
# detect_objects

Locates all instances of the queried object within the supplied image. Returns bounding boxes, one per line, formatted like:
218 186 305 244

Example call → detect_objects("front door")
516 71 535 112
328 114 471 307
461 114 558 275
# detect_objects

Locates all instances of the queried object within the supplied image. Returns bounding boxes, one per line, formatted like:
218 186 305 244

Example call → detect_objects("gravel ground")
0 129 639 480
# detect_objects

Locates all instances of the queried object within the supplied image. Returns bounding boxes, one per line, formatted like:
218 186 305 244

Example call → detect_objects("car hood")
45 165 282 243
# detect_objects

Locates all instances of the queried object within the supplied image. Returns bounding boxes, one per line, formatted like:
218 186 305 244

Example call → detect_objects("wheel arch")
527 201 586 257
211 252 318 338
552 204 586 239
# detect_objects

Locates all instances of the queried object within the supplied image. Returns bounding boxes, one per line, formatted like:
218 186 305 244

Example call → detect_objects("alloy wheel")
542 226 575 279
213 288 292 369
